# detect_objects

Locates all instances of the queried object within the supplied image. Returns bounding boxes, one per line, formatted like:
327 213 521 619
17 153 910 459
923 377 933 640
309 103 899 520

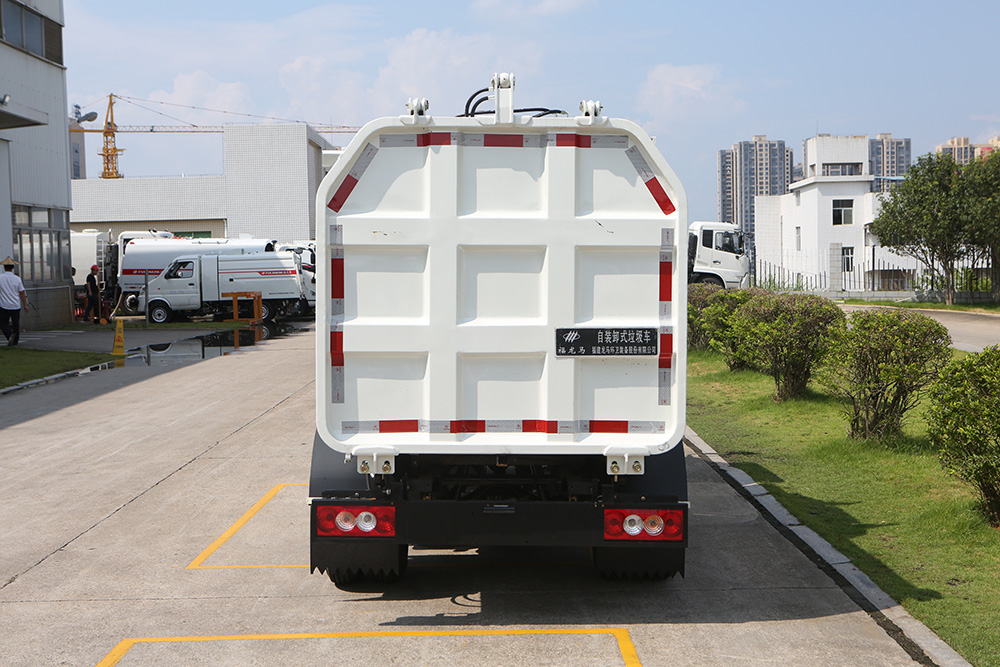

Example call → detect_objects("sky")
64 0 1000 223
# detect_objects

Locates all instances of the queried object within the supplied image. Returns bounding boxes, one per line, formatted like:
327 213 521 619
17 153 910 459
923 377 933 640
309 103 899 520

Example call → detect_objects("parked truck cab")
311 74 689 584
688 220 749 289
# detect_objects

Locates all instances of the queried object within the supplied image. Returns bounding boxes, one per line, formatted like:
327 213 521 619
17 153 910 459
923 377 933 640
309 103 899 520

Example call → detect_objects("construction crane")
70 94 361 179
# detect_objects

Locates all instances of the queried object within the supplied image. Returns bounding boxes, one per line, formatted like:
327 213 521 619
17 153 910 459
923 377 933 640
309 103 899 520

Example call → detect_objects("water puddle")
123 320 305 368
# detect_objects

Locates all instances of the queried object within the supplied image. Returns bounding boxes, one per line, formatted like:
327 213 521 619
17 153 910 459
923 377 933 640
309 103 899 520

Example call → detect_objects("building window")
795 227 801 251
11 205 71 285
833 199 854 225
842 247 854 273
822 163 863 176
0 0 63 65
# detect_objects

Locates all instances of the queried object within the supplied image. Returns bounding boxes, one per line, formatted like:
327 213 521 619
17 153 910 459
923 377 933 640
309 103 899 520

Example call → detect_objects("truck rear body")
311 75 689 582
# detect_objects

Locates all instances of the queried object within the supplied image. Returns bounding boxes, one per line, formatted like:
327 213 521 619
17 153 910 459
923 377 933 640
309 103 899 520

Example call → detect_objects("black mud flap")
592 545 685 579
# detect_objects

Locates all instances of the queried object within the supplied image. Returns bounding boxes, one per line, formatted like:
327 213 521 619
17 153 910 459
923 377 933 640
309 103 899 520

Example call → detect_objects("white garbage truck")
310 73 689 584
138 252 307 322
688 220 749 289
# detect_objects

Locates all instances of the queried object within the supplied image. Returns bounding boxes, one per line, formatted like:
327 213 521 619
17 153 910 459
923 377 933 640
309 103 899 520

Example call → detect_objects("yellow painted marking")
186 483 307 570
95 628 642 667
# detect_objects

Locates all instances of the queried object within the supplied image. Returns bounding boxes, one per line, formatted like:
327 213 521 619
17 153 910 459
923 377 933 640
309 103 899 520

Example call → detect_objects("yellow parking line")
96 628 642 667
186 483 307 570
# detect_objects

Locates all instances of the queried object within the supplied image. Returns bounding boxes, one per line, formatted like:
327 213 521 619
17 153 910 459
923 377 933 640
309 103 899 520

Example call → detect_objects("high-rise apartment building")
717 135 793 250
869 133 911 192
936 136 1000 165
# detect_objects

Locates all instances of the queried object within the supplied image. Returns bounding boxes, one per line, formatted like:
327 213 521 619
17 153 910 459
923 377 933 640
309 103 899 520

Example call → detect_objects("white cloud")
472 0 595 17
635 63 746 130
145 72 255 125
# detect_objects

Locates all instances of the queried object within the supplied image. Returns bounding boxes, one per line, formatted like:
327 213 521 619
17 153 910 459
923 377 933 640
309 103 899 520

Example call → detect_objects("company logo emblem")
562 330 581 343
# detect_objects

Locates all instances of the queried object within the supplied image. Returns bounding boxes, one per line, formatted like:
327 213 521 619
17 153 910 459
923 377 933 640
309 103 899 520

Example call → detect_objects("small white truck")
138 252 307 322
119 237 277 312
688 220 749 289
310 73 689 584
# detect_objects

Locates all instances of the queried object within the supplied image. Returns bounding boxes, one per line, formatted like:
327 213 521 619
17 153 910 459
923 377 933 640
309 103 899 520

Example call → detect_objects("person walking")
84 264 101 324
0 257 29 346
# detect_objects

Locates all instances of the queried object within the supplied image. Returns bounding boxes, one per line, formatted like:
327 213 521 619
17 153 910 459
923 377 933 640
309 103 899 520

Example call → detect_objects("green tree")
927 345 1000 526
730 293 844 401
872 153 971 305
964 150 1000 303
819 309 951 440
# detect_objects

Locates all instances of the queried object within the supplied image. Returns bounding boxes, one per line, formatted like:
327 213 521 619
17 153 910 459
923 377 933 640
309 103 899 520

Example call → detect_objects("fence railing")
754 258 994 297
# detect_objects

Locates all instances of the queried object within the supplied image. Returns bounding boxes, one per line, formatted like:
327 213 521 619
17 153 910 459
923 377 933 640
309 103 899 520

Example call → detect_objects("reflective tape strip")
644 177 677 216
330 329 344 367
328 143 378 211
625 145 676 216
380 132 456 147
658 328 674 368
337 420 665 434
659 257 672 303
331 258 344 300
659 226 674 406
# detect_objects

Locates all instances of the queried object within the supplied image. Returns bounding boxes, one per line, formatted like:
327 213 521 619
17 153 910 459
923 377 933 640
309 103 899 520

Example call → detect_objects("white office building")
1 0 73 327
71 124 335 242
755 135 920 292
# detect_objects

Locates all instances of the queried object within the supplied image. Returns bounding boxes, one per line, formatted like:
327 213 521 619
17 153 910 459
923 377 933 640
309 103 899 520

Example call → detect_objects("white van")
138 252 306 322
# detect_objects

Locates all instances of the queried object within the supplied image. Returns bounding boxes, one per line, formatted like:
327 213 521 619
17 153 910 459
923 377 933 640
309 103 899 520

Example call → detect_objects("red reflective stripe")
379 420 419 433
330 331 344 367
644 177 676 216
659 260 672 302
484 134 523 147
659 333 673 369
556 134 591 148
417 132 452 147
451 420 486 433
331 258 344 299
590 420 629 434
328 174 358 212
522 419 559 433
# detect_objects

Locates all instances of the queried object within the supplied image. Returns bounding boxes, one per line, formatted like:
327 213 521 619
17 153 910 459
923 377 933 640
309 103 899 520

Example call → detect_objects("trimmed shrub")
730 293 845 400
927 345 1000 526
688 282 723 350
701 287 772 369
819 308 951 440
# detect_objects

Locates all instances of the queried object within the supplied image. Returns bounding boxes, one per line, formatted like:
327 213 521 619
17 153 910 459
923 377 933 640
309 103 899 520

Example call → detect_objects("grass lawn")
0 347 115 389
687 350 1000 667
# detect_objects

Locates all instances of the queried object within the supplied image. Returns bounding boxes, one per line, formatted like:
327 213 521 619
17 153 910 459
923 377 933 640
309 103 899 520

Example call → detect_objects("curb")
0 356 136 396
684 426 972 667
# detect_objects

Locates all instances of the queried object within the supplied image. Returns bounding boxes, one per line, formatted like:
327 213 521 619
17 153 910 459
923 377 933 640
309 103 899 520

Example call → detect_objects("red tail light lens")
316 504 395 537
603 509 684 541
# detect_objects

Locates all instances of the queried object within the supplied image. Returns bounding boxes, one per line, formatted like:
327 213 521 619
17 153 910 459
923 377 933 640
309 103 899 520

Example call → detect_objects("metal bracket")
492 72 515 124
352 447 397 475
604 447 647 475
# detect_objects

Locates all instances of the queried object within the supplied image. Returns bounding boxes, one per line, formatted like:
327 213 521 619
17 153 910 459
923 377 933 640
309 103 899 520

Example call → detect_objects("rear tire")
260 300 277 321
148 303 173 324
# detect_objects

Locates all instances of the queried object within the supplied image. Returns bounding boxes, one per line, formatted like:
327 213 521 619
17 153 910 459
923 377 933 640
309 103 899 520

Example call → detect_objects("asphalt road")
839 305 1000 353
0 328 963 666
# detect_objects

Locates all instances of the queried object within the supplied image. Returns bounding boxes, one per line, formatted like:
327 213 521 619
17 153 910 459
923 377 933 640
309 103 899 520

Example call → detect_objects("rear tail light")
603 509 684 541
316 505 395 537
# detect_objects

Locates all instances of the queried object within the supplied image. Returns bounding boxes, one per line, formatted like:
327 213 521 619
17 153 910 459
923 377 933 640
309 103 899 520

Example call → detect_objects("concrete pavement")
0 328 968 666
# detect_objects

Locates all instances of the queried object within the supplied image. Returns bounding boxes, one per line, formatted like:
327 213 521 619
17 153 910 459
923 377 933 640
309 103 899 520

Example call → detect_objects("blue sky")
65 0 1000 222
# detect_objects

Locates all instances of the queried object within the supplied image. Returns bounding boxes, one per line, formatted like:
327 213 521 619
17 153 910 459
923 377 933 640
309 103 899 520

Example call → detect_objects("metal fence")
754 257 994 298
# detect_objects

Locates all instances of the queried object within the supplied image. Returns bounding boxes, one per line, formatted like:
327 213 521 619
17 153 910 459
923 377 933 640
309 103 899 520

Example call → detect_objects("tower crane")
69 94 361 179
